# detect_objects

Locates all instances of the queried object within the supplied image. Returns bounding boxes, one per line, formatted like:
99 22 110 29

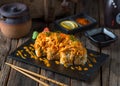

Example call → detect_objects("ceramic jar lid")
0 2 30 24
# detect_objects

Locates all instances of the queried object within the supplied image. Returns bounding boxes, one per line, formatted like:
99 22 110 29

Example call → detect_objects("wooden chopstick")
6 63 49 86
5 62 68 86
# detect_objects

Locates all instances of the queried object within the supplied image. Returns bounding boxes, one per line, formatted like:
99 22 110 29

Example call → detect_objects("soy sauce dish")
85 28 118 48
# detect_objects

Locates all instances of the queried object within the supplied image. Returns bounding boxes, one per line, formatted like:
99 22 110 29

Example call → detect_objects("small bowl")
85 27 118 48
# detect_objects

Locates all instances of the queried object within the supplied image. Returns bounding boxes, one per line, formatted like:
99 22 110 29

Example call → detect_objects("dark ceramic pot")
0 2 32 38
104 0 120 28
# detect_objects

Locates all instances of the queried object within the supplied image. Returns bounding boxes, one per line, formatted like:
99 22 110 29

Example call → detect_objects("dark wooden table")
0 0 119 86
0 20 120 86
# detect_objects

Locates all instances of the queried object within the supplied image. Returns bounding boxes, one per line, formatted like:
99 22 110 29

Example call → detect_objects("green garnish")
32 31 39 39
70 35 79 41
70 35 76 41
56 31 61 33
45 32 51 37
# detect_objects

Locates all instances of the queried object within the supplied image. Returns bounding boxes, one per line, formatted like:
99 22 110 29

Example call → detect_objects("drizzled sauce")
16 43 97 71
16 50 26 59
16 43 51 67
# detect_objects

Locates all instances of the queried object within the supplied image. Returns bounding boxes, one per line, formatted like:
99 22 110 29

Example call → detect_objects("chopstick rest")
5 62 68 86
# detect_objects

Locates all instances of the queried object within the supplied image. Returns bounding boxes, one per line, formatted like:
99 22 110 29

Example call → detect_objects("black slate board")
9 39 109 81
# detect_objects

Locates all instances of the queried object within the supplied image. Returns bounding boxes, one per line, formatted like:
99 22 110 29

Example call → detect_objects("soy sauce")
91 33 113 42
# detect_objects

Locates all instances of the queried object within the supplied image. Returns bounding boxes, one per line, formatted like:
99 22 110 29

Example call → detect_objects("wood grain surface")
0 0 120 86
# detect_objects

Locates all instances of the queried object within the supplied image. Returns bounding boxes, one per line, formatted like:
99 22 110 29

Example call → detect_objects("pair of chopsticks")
5 62 68 86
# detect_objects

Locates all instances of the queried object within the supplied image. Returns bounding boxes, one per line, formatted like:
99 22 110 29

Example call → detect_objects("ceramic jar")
0 2 32 38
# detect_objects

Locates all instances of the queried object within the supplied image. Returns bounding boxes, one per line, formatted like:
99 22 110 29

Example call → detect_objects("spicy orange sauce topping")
76 18 90 26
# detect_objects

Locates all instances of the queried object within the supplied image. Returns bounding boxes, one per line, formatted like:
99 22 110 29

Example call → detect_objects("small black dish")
54 13 97 34
54 17 80 34
85 27 118 48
